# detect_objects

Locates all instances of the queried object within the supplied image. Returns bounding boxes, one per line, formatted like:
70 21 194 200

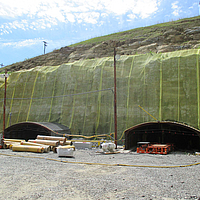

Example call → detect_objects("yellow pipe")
53 131 113 141
37 135 66 143
3 142 19 149
6 72 22 128
28 139 60 147
70 140 103 143
26 70 39 122
4 139 25 142
126 56 135 128
12 145 44 153
1 152 200 168
138 105 158 121
20 141 50 153
48 68 58 122
3 141 21 149
69 140 103 147
67 134 112 140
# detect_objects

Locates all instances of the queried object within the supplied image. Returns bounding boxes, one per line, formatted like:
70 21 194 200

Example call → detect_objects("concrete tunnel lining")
124 121 200 151
4 122 71 141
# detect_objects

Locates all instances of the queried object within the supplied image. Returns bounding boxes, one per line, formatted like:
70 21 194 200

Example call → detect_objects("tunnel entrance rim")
4 121 71 141
124 121 200 151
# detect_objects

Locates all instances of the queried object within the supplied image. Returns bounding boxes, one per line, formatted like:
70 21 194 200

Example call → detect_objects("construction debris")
2 135 75 155
71 139 103 148
102 142 116 152
96 142 121 154
2 136 125 157
57 145 75 157
73 141 93 149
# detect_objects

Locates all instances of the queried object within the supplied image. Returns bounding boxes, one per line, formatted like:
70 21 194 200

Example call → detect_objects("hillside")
1 16 200 73
1 49 200 136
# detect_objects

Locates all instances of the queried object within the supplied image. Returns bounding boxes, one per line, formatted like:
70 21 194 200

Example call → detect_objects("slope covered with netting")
0 49 200 140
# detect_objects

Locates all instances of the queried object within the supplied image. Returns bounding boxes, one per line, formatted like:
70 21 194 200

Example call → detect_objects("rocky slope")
1 16 200 73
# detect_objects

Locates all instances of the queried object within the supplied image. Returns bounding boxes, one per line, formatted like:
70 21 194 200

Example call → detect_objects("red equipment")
137 142 174 155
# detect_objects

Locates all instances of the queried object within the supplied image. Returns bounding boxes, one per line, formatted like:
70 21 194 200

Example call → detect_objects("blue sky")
0 0 199 66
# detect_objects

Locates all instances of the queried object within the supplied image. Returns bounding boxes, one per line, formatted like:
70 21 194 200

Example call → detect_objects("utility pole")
114 46 117 149
0 64 8 140
43 41 47 54
3 68 8 139
0 64 8 148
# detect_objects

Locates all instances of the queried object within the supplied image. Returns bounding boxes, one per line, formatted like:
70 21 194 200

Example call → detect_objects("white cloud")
0 0 160 33
104 0 159 17
66 13 76 23
171 1 181 16
101 13 108 18
2 38 46 48
127 14 137 20
75 12 100 24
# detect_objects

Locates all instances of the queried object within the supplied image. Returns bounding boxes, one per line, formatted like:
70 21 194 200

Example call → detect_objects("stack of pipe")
20 141 50 153
36 135 72 145
35 135 74 154
4 139 25 149
28 139 60 147
4 135 74 154
4 139 50 153
34 135 73 152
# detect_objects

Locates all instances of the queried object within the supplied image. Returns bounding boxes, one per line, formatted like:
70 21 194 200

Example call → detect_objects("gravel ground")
0 148 200 200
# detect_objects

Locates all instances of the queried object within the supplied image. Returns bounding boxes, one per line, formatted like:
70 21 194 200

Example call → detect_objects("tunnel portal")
125 121 200 151
4 122 71 141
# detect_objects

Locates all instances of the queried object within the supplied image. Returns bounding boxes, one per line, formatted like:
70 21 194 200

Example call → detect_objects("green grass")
70 15 200 47
1 15 200 73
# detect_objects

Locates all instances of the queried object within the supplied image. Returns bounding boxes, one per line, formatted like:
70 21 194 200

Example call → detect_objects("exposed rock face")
2 17 200 72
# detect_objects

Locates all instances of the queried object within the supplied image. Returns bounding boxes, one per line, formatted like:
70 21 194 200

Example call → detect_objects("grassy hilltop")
1 16 200 73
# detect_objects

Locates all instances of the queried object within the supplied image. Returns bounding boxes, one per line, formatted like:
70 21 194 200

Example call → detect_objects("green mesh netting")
0 49 200 139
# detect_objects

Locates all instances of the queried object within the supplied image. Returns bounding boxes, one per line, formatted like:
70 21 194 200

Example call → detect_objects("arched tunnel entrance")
124 121 200 151
4 122 71 141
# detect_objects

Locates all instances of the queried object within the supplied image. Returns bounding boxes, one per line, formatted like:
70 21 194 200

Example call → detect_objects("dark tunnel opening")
4 122 71 141
125 121 200 151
